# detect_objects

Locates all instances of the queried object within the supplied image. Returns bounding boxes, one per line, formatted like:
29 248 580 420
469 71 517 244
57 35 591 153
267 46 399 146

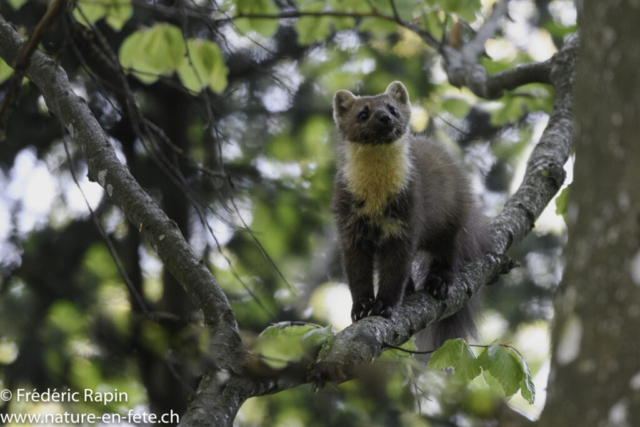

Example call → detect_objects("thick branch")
437 0 554 99
312 35 577 380
180 33 579 426
0 15 246 373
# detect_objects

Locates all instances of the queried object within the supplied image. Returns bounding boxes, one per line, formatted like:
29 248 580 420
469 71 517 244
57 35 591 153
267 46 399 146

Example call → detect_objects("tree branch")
435 0 554 99
180 33 579 426
0 14 246 374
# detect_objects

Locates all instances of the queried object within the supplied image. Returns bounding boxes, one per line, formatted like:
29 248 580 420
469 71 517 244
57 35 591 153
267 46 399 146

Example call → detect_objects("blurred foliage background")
0 0 576 425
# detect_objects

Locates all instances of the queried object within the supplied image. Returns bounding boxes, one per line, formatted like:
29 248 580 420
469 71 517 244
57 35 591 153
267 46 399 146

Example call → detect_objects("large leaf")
477 344 523 399
428 338 482 381
235 0 280 38
119 24 187 84
178 39 229 93
507 348 536 404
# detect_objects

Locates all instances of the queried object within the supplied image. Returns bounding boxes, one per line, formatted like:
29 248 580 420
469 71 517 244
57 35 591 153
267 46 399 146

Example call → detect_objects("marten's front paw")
351 297 375 322
424 274 450 300
369 300 394 318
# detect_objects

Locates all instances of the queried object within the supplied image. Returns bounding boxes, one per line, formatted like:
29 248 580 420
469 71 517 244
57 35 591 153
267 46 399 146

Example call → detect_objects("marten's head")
333 81 411 145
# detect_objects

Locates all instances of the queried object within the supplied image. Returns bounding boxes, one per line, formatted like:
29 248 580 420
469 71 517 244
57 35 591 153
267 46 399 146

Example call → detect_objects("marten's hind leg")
422 236 460 300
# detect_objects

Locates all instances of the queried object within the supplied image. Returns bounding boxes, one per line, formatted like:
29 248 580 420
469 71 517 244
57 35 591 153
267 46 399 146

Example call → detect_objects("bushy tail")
413 294 482 362
413 209 491 362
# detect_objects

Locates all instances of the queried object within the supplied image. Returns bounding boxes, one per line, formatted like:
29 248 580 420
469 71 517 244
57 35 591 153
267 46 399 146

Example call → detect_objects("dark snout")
372 111 394 135
378 113 391 125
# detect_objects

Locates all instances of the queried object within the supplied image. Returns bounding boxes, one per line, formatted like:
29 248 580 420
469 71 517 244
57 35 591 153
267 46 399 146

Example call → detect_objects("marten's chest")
342 139 412 217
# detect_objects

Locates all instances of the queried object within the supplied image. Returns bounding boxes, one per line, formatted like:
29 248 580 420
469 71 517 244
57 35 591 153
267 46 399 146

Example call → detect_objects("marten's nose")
379 114 391 124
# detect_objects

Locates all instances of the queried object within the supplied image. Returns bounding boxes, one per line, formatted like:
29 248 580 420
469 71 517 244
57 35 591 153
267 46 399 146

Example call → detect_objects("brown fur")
332 82 492 337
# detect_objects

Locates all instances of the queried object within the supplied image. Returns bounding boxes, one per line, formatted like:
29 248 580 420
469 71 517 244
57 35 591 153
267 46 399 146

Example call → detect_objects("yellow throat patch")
343 137 412 216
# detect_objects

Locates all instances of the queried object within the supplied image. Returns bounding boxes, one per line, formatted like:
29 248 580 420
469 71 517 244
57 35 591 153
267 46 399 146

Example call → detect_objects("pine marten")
332 81 491 348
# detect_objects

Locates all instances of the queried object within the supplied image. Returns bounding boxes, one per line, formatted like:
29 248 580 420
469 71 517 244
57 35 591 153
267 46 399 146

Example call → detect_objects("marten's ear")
385 81 409 105
333 90 356 123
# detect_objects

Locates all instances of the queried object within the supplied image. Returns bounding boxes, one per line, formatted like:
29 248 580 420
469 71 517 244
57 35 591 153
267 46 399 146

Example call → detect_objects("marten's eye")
358 111 369 122
388 106 399 116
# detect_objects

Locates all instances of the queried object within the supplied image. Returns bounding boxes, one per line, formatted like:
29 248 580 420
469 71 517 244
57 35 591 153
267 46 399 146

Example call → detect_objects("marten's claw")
424 275 450 300
351 297 375 322
369 300 394 318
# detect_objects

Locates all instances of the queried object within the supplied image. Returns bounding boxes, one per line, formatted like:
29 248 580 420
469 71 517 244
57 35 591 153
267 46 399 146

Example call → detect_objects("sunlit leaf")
7 0 28 10
555 185 570 222
235 0 279 38
477 344 523 399
73 1 107 28
442 97 471 118
429 338 482 381
74 0 132 31
507 347 536 404
48 301 85 337
421 10 445 41
119 24 188 85
0 59 13 84
104 0 133 31
178 39 229 93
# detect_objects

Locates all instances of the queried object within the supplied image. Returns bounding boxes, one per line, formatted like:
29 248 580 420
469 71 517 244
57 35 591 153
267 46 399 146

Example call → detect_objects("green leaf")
507 348 536 404
260 321 321 339
433 0 481 22
420 10 444 41
7 0 28 10
104 0 133 31
296 4 332 45
0 59 13 84
301 324 334 348
359 17 399 35
74 1 107 27
119 24 189 85
74 0 132 31
235 0 279 38
477 345 523 399
555 186 570 222
177 39 229 93
544 21 577 39
442 97 471 118
428 338 482 381
328 0 371 13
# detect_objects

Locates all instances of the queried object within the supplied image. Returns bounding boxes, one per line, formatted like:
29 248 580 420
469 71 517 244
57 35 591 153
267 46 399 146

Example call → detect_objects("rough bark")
0 15 246 374
539 1 640 425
